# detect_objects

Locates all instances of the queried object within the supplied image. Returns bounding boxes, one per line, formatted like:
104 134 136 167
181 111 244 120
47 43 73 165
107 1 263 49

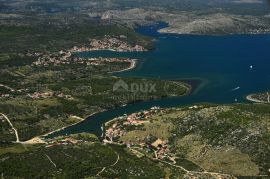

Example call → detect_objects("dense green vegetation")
0 139 185 178
0 23 153 54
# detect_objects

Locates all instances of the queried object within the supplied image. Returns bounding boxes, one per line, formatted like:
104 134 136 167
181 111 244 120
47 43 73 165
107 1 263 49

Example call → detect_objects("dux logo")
113 80 156 93
113 80 129 92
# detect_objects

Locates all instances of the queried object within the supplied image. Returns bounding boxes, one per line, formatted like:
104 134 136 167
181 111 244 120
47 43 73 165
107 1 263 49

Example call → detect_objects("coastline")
104 81 193 128
41 80 193 142
109 59 137 73
246 95 266 103
172 80 192 96
22 111 104 144
22 50 193 144
105 116 122 127
22 49 141 144
72 48 147 53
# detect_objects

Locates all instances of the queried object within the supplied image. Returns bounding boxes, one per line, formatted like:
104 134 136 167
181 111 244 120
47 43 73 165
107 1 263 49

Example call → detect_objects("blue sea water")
48 23 270 138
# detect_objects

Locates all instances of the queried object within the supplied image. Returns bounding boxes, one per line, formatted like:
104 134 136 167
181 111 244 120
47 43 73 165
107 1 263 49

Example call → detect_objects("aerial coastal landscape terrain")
0 0 270 178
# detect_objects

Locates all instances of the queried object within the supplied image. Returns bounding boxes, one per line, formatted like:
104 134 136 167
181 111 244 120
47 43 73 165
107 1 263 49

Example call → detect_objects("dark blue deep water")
48 23 270 138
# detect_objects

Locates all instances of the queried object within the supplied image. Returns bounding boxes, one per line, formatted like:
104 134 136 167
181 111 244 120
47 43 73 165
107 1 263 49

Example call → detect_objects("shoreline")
23 79 193 144
104 81 193 128
21 52 140 144
43 80 193 141
21 49 193 144
21 51 142 144
36 58 141 141
109 59 137 73
72 48 148 53
246 94 267 103
22 111 104 144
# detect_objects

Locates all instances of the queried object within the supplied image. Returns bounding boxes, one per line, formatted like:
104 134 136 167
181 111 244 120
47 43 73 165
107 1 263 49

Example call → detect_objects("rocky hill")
105 104 270 177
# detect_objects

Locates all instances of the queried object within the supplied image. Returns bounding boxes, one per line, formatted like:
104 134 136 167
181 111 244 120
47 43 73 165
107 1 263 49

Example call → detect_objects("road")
0 113 20 143
130 147 235 178
0 84 15 92
45 154 57 168
96 150 120 176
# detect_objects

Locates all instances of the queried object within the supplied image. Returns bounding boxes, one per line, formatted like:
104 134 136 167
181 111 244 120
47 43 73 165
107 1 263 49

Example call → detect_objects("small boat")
230 86 240 92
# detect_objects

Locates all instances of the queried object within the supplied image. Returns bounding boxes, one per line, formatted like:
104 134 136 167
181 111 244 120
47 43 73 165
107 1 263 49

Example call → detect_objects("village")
27 91 74 100
30 36 141 67
70 35 146 52
1 36 141 99
103 106 177 163
31 50 135 68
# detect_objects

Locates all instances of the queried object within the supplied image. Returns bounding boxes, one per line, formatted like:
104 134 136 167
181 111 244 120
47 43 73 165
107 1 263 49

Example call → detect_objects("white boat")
230 86 240 92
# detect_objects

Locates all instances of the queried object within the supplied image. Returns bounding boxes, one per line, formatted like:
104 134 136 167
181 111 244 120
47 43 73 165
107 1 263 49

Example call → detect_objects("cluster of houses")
31 51 73 67
0 84 15 99
46 136 80 148
70 36 145 52
27 91 54 99
148 138 172 160
84 57 133 66
31 49 133 67
105 106 162 141
123 107 162 125
0 82 73 100
0 94 13 98
250 28 270 34
104 106 176 161
0 84 35 99
29 35 144 67
26 52 43 57
27 91 73 100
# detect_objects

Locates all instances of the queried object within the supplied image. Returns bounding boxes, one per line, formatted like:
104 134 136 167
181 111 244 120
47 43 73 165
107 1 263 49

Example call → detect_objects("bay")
47 23 270 138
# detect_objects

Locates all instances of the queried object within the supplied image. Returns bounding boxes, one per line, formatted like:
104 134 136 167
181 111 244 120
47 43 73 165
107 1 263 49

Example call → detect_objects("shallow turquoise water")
48 24 270 138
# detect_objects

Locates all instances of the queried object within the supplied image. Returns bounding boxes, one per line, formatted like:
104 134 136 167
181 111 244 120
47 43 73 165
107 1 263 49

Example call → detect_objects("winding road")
96 150 120 176
0 113 20 143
